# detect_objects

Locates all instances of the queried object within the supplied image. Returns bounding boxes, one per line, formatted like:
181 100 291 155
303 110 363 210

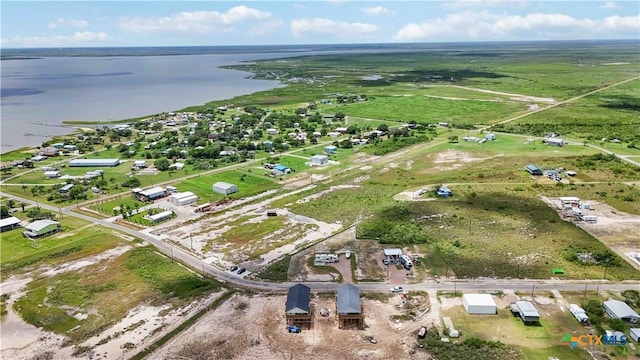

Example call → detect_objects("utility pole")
531 283 535 298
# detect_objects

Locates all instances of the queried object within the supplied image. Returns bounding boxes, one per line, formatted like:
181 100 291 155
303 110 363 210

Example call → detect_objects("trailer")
569 304 590 324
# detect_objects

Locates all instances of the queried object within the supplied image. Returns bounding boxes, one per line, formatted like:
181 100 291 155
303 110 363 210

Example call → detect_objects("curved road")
2 191 638 293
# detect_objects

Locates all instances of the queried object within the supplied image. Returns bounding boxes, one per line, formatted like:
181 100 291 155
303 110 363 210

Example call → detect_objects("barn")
0 216 22 232
212 182 238 195
463 294 497 315
309 155 328 166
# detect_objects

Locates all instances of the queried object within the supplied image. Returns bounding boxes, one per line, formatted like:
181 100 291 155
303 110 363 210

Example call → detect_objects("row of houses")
285 283 364 330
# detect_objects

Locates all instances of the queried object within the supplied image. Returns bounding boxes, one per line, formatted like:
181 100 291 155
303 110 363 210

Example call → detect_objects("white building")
44 171 61 179
309 155 329 166
212 182 238 195
147 210 173 223
630 328 640 342
604 299 640 323
69 159 120 167
170 191 199 206
169 162 185 170
463 294 497 315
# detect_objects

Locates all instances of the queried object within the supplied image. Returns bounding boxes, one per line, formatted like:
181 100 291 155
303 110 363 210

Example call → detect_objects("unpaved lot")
150 293 431 360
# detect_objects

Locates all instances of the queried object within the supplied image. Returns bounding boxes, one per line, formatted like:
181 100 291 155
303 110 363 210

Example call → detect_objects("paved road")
3 191 639 293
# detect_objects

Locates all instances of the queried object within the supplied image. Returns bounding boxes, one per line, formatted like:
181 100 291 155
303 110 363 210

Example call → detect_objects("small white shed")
630 328 640 342
309 155 329 166
463 294 497 315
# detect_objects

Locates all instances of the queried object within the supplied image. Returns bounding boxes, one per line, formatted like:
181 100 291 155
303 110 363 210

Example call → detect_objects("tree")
154 157 171 171
0 206 9 219
122 177 141 188
377 124 389 132
7 199 15 208
448 135 459 143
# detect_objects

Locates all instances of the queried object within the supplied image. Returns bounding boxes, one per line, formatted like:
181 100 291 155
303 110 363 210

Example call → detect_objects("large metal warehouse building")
69 159 120 167
462 294 497 315
212 182 238 195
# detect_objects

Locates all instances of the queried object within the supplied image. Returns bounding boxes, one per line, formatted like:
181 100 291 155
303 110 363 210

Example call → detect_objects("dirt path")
436 85 557 104
424 290 442 334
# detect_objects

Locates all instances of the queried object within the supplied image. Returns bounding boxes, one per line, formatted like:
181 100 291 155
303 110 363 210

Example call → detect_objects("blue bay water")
1 53 286 152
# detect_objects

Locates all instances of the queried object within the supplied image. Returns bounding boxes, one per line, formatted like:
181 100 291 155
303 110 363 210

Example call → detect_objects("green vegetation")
361 135 431 156
419 331 522 360
178 169 280 202
13 246 219 345
255 255 291 281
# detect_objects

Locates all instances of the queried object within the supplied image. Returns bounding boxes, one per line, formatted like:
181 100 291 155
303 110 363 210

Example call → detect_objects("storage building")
23 220 62 238
545 138 565 146
604 299 640 323
171 191 199 206
212 182 238 195
147 210 173 224
525 164 543 175
325 145 338 154
463 294 497 315
309 155 328 166
44 171 61 179
630 328 640 342
510 301 540 325
484 133 496 141
59 184 74 193
285 284 313 329
69 159 120 167
383 248 402 264
0 216 22 232
336 284 364 329
135 187 166 201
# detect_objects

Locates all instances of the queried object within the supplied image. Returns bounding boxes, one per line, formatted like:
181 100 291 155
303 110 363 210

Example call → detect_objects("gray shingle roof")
285 284 310 315
337 284 361 314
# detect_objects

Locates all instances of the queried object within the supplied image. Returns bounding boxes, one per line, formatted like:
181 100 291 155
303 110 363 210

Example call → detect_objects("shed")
23 220 62 238
336 284 364 329
273 165 291 175
325 145 338 154
544 138 565 146
133 160 147 168
44 171 61 179
147 210 173 223
511 301 540 325
171 191 199 206
383 248 402 264
630 328 640 342
285 284 313 329
309 155 328 166
59 184 75 193
212 182 238 195
463 294 497 315
525 164 543 176
169 162 185 170
0 216 22 232
484 133 496 141
604 299 640 323
69 159 120 167
31 155 47 162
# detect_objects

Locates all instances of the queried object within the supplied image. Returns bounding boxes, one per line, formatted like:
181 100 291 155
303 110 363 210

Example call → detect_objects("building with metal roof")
69 159 120 167
0 216 22 232
525 164 543 175
336 284 363 329
212 182 238 195
285 284 313 329
23 220 62 238
463 294 497 315
511 301 540 325
604 299 640 323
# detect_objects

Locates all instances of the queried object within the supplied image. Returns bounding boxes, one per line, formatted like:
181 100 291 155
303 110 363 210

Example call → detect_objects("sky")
1 1 639 48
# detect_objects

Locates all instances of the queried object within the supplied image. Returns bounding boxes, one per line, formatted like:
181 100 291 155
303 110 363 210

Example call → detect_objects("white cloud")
118 6 272 34
48 18 88 30
394 11 640 41
8 32 111 47
599 2 619 10
291 18 379 38
443 0 528 10
362 6 396 16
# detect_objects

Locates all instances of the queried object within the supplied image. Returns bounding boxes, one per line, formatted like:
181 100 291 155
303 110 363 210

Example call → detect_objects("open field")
177 169 280 202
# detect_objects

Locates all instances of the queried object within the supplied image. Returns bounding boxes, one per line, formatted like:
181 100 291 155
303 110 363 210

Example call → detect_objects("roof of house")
274 165 288 171
213 181 237 189
0 216 22 228
311 155 328 160
604 299 640 319
463 294 497 307
26 219 60 232
285 284 311 314
525 164 541 171
515 301 540 318
148 210 173 222
337 284 361 314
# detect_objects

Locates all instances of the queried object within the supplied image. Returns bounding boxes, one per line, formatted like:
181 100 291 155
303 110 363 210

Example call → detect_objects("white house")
266 128 278 135
212 182 238 195
544 138 565 146
309 155 328 166
169 162 185 170
463 294 497 315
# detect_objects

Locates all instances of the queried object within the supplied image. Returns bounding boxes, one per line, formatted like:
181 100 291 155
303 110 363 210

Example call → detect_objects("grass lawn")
1 217 125 278
178 169 280 202
13 246 220 345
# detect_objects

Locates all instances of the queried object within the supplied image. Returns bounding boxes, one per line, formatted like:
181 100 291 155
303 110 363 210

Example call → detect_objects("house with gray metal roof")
336 284 363 329
285 284 313 329
604 299 639 323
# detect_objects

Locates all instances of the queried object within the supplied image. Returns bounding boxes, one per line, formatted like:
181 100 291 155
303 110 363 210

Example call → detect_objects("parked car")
287 325 301 333
345 250 351 259
237 267 246 274
230 265 238 272
391 286 403 293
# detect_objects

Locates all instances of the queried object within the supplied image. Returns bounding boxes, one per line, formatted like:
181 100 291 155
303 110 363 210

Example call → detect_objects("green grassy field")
1 216 125 278
13 246 220 345
178 169 280 202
